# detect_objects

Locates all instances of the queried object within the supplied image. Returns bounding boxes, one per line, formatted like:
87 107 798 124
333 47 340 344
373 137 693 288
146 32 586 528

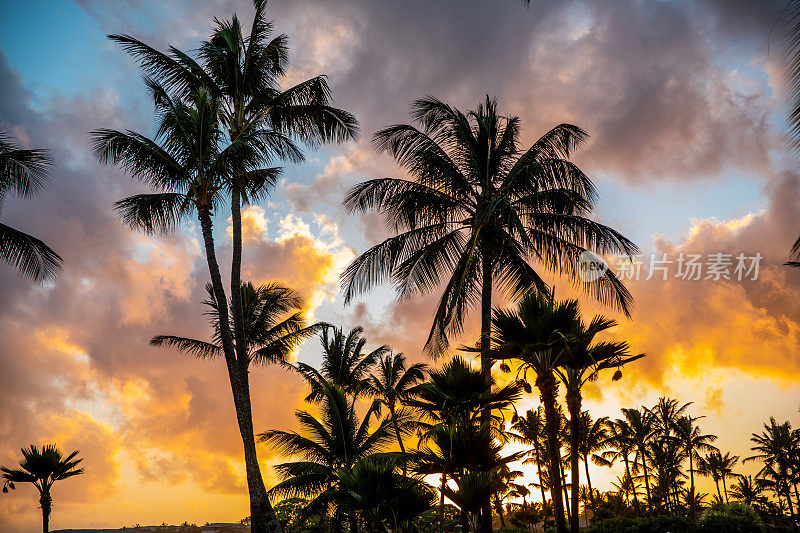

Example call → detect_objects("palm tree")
490 291 582 532
259 381 395 530
603 418 639 510
92 83 295 533
103 2 357 529
553 312 643 532
342 95 638 371
1 445 83 533
730 475 765 508
619 407 656 509
671 414 717 519
152 281 319 367
295 325 388 402
408 356 522 533
698 451 738 505
0 126 61 281
574 412 612 518
746 418 799 530
510 407 550 518
336 456 435 532
782 0 800 267
365 351 427 476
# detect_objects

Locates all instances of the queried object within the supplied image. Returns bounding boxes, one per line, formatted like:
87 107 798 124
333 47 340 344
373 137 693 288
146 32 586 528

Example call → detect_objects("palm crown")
151 281 320 367
0 126 61 281
343 96 637 354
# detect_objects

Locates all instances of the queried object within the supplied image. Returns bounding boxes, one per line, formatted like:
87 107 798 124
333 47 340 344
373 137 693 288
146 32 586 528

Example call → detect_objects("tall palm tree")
574 412 612 518
342 95 637 370
553 312 643 532
408 356 522 533
0 126 61 281
783 0 800 267
104 2 357 529
746 418 799 531
603 418 639 510
92 83 296 533
295 325 388 402
698 451 738 504
259 381 395 529
619 407 656 509
1 444 83 533
365 351 427 476
490 291 583 533
671 414 717 519
510 407 550 517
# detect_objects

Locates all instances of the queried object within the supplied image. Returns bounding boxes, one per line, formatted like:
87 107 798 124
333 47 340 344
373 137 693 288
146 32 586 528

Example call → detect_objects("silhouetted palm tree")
342 95 637 370
553 312 643 532
295 325 388 402
783 0 800 267
365 351 426 476
746 417 799 530
574 412 612 517
490 291 582 532
619 407 656 509
730 475 765 508
1 445 83 533
259 381 395 529
671 414 717 518
152 281 319 367
698 450 739 505
104 2 357 529
603 418 640 510
0 126 61 281
510 407 550 518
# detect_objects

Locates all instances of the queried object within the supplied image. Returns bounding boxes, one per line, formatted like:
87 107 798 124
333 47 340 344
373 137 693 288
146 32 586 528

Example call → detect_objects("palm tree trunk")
536 372 567 533
714 477 722 502
785 480 798 533
479 252 494 533
584 457 596 518
495 495 507 528
440 472 447 533
390 405 408 476
349 512 360 533
567 391 581 533
722 474 729 504
561 464 571 523
623 454 637 510
40 491 51 533
198 209 281 533
688 450 696 520
637 446 651 509
533 441 549 518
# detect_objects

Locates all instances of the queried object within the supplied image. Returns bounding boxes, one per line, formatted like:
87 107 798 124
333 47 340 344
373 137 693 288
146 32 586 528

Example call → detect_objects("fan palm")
295 325 388 402
491 290 633 532
1 445 83 533
258 381 395 528
342 95 637 372
364 351 427 475
671 414 717 519
0 126 61 281
336 456 435 532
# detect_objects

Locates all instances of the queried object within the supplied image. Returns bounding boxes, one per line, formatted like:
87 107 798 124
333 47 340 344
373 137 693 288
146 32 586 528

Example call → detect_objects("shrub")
698 503 765 533
584 515 698 533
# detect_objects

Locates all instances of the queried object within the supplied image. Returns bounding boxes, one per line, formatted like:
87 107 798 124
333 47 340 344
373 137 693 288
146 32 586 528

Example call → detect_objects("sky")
1 0 799 530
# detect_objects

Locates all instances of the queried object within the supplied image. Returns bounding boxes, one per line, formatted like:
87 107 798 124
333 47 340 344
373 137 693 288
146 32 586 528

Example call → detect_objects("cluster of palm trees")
2 1 799 533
